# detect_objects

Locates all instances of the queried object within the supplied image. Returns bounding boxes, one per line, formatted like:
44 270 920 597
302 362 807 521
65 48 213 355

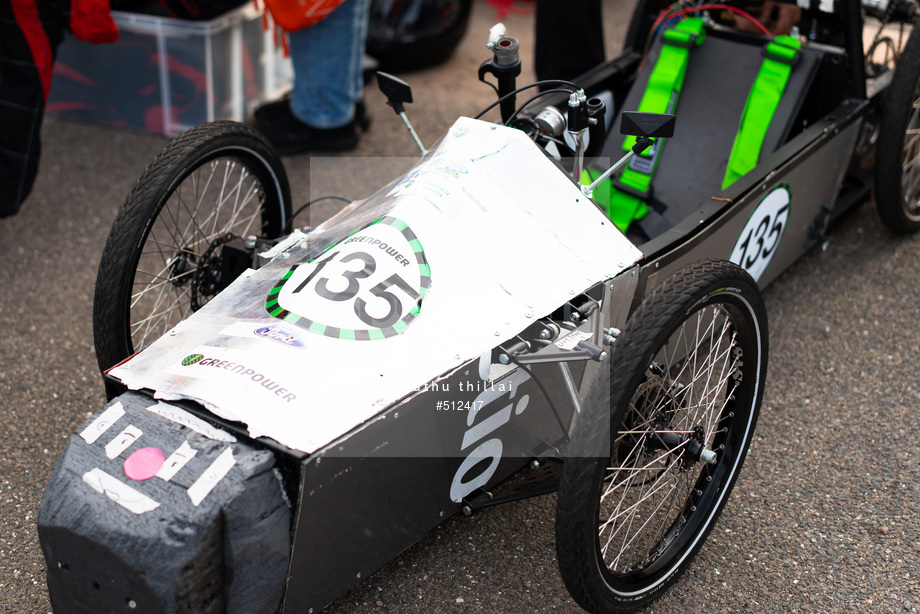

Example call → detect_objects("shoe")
254 95 371 133
252 101 360 155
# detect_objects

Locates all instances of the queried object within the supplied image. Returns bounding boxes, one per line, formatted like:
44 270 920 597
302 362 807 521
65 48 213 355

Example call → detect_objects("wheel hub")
647 426 718 466
190 233 236 310
636 371 718 468
166 249 197 286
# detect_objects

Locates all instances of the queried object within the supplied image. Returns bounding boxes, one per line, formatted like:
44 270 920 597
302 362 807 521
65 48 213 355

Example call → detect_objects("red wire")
667 4 773 36
639 3 773 70
649 3 681 37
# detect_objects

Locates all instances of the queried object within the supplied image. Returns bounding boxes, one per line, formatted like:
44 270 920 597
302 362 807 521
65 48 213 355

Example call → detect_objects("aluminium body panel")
282 355 584 612
635 100 866 296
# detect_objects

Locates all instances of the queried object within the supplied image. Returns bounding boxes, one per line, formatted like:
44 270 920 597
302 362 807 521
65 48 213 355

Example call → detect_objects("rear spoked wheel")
875 25 920 233
556 260 768 613
93 121 291 375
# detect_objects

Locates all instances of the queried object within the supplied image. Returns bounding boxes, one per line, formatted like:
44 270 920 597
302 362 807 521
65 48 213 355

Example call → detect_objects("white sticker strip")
146 402 236 443
187 447 235 507
556 329 592 350
104 425 143 459
79 402 125 445
156 441 198 482
82 468 160 515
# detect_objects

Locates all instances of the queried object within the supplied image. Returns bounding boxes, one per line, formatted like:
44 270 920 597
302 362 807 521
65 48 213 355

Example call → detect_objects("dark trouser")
0 0 63 218
534 0 605 87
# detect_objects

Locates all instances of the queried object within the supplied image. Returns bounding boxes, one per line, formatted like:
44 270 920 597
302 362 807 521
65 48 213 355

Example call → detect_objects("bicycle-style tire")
555 260 768 613
875 25 920 233
93 121 291 376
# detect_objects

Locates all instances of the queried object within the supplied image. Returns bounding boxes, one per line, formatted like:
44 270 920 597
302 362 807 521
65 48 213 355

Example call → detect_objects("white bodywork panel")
110 117 642 454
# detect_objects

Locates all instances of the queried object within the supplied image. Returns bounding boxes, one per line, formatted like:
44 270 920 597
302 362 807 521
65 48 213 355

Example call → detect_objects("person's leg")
254 0 369 154
288 0 369 128
534 0 604 87
0 0 63 217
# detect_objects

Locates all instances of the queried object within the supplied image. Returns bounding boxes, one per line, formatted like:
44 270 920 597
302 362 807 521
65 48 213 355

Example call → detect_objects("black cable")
285 195 351 233
508 115 571 154
509 115 542 138
473 79 580 120
481 78 500 97
503 88 573 127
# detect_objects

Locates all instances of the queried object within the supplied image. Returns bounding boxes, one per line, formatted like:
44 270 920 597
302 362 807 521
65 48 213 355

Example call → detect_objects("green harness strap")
583 17 705 232
722 35 802 189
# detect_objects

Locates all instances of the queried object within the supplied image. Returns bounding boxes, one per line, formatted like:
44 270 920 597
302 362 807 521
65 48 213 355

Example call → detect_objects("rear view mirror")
620 112 676 139
377 72 414 113
581 112 677 197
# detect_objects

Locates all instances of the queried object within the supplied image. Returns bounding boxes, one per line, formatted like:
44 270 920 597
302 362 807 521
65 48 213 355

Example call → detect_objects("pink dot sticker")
124 447 165 481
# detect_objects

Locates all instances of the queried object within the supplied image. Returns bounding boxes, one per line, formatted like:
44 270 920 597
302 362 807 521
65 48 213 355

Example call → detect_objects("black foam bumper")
38 392 291 613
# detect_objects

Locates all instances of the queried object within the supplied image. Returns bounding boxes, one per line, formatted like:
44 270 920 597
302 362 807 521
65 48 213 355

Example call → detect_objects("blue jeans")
287 0 369 129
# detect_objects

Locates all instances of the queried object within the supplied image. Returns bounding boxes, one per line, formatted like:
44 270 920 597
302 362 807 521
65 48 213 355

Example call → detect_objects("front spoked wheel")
93 121 291 375
556 260 768 613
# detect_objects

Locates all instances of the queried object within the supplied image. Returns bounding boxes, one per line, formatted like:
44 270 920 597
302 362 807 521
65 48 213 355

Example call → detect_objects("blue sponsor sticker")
254 324 307 348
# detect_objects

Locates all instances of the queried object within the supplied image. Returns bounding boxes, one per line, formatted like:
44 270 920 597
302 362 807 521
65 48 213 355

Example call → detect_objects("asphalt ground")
2 0 919 612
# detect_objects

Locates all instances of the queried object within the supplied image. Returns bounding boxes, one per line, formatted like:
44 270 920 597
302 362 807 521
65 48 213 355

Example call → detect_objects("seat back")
596 27 822 240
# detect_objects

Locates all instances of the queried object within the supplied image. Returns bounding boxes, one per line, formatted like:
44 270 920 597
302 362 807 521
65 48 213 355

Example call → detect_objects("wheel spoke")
902 136 920 166
128 156 269 353
597 304 743 574
601 441 690 571
903 167 920 204
555 262 765 612
130 288 191 346
130 269 196 303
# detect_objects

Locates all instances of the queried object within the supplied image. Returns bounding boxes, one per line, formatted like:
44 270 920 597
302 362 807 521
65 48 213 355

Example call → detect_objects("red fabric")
68 0 119 44
10 0 55 99
259 0 346 33
486 0 533 20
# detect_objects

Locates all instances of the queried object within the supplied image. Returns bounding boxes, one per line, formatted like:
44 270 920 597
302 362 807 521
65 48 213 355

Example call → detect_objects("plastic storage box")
48 5 292 136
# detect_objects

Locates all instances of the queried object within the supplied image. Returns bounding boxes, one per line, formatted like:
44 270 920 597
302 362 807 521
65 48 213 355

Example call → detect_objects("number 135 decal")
729 185 790 282
265 217 431 340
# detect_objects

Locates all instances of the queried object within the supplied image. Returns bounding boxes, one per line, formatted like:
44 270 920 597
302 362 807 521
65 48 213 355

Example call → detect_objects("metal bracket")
461 458 563 511
809 203 834 251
